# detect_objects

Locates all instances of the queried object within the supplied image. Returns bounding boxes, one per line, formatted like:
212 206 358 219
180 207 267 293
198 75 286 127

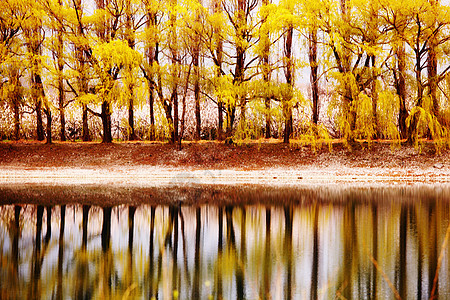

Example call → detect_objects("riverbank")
1 140 450 185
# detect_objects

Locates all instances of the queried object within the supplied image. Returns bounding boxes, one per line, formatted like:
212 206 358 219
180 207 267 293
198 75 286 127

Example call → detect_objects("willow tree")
322 0 357 141
123 0 144 141
168 0 180 144
22 0 52 143
2 64 24 141
43 0 70 141
55 0 66 141
295 0 322 128
281 0 295 143
213 0 224 140
68 0 92 141
381 0 450 144
0 0 25 140
316 0 391 142
220 0 260 137
72 0 139 143
183 0 205 140
260 0 272 138
200 0 226 139
141 0 161 141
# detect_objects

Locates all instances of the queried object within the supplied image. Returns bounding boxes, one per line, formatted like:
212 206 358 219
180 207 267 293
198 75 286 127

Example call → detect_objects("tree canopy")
1 0 450 150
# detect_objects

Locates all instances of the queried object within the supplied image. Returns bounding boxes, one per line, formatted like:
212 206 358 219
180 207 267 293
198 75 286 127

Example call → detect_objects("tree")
282 2 294 143
70 0 141 143
185 0 204 140
23 0 52 143
123 0 143 141
381 0 450 144
260 0 272 138
141 0 160 141
0 0 25 140
222 0 260 137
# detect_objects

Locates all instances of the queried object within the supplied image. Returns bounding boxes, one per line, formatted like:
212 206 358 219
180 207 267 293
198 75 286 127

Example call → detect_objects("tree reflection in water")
0 194 449 299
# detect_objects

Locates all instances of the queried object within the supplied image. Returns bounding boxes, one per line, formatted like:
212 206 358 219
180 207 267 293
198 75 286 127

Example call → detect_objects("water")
0 185 449 299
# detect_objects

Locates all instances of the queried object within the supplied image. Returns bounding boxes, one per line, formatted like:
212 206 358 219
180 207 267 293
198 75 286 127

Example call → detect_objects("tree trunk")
428 38 438 118
193 10 201 141
12 72 21 141
309 28 319 125
371 55 379 138
172 88 179 144
101 101 112 143
82 104 90 141
283 26 294 144
395 43 408 139
168 0 179 145
193 59 201 140
408 43 425 143
149 87 155 140
36 98 45 141
128 96 136 140
213 0 224 140
59 93 66 141
45 104 52 144
226 105 236 137
262 0 271 138
125 0 137 141
218 101 224 140
145 9 158 141
232 0 245 137
13 99 20 141
34 71 52 144
163 100 174 142
57 2 66 142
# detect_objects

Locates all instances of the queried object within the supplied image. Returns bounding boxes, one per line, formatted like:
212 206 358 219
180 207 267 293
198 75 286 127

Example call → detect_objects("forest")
1 0 450 148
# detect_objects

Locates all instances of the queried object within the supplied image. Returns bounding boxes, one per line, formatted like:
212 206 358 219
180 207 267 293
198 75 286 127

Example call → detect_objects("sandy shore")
1 141 450 186
2 165 450 187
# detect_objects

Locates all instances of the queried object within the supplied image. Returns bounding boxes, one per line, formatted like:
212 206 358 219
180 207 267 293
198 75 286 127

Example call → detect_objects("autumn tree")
0 0 26 140
381 0 450 144
260 0 272 138
281 0 294 143
141 0 160 141
23 0 52 143
222 0 260 137
122 0 144 141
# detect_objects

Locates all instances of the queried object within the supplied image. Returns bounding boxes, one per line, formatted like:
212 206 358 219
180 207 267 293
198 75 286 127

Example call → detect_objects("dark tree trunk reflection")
237 207 246 300
311 205 319 300
56 205 66 300
172 205 180 298
75 205 92 299
284 205 293 300
128 206 136 251
262 207 271 300
101 206 113 297
82 205 90 249
192 207 201 299
399 204 408 299
341 202 357 300
10 206 21 299
371 204 378 299
44 206 52 244
148 206 156 299
29 205 44 300
101 207 112 252
428 202 438 299
215 206 224 300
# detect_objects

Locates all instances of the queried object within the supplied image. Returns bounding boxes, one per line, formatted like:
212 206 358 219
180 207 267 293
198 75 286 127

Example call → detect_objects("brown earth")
0 139 449 170
1 140 450 206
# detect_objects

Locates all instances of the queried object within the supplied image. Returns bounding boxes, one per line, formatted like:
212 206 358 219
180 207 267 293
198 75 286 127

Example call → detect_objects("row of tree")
1 0 450 146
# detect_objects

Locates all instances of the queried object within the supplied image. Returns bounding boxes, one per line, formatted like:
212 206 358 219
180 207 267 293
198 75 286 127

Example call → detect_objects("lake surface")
0 185 449 299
